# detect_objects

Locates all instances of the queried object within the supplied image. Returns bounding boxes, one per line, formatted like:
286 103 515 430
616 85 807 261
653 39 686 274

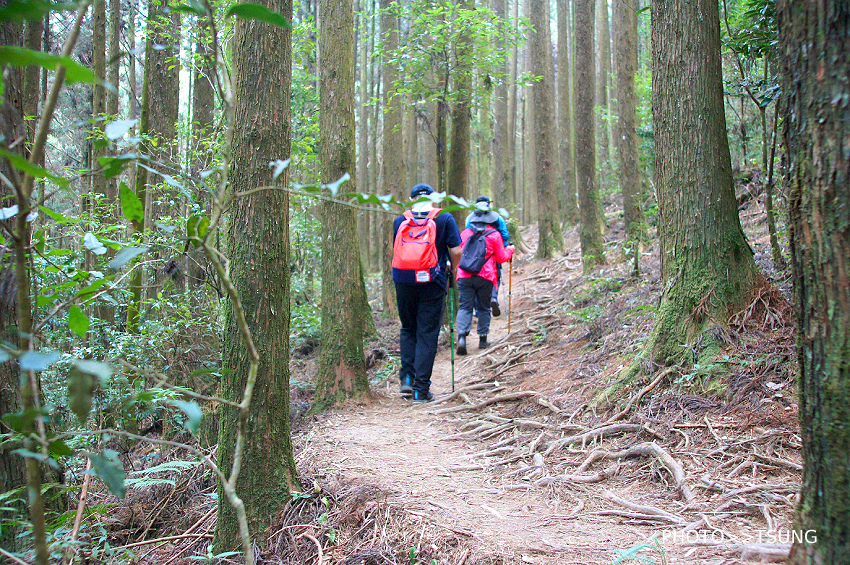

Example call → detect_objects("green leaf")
119 182 144 223
19 350 60 371
83 232 107 255
0 147 70 187
39 205 72 224
108 246 148 270
0 0 76 22
48 439 73 458
269 158 290 180
226 3 292 28
186 215 209 248
87 450 126 498
72 359 113 381
324 172 350 197
170 0 207 16
104 118 138 140
0 46 97 84
67 306 89 338
169 400 202 434
68 366 96 423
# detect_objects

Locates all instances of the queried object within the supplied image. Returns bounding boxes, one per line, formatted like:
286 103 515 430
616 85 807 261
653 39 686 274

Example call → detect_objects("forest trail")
295 220 800 565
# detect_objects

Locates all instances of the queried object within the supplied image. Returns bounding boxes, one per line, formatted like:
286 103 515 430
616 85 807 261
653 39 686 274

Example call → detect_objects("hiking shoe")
399 374 413 395
491 300 501 317
479 335 490 349
412 390 434 404
457 335 467 355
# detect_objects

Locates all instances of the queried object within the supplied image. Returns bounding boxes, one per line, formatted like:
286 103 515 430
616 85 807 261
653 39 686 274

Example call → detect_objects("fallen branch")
298 532 324 565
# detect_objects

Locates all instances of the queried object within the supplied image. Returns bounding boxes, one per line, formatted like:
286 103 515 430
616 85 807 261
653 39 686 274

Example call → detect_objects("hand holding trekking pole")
508 258 513 334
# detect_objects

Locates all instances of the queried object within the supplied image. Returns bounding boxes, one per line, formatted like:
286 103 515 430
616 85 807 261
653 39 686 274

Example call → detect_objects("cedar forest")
0 0 847 564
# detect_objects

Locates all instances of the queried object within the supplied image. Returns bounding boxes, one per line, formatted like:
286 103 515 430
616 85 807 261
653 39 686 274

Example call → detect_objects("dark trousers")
457 277 494 337
396 282 445 395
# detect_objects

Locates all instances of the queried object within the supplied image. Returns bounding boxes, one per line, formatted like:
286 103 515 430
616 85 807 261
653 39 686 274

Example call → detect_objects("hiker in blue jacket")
465 195 509 316
392 183 462 404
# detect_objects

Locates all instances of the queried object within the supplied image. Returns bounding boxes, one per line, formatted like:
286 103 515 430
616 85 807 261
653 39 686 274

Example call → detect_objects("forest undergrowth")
82 178 800 565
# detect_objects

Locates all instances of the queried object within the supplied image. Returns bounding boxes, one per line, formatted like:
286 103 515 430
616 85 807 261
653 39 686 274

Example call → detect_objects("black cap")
410 183 434 198
475 195 491 204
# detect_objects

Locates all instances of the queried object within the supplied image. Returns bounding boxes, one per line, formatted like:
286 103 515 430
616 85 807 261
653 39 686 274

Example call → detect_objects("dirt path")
296 230 798 565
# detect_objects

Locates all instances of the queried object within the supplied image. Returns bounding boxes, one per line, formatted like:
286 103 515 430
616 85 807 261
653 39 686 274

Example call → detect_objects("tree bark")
490 0 508 209
613 0 644 263
778 1 850 562
447 0 473 226
557 0 577 224
315 0 371 409
575 0 605 268
215 0 300 547
594 0 610 176
380 0 402 319
529 0 562 258
646 0 759 367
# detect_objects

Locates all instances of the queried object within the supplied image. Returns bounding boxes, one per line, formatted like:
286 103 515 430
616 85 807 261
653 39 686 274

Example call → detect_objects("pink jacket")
457 227 514 287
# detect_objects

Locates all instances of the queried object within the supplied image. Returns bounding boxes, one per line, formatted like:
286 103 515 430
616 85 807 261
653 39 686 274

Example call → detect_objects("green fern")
610 539 667 565
125 459 199 488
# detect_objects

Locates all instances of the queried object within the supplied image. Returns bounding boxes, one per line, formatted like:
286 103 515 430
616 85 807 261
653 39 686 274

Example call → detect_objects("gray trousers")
456 277 494 337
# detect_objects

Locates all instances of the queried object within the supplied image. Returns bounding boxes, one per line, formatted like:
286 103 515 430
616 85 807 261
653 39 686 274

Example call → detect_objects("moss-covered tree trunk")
529 0 563 258
575 0 605 269
594 0 610 175
778 1 850 562
215 0 300 547
645 0 759 368
314 0 371 410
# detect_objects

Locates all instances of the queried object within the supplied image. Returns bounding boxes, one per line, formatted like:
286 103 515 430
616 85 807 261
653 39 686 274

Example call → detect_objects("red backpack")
392 208 441 283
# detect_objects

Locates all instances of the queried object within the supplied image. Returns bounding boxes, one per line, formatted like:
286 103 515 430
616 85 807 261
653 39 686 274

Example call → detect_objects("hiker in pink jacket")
455 210 514 354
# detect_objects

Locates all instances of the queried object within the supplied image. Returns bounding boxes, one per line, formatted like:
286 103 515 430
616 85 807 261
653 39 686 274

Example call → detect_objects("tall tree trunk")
557 0 577 224
315 0 371 408
448 0 473 226
594 0 610 177
644 0 759 368
613 0 644 271
575 0 605 269
380 0 402 319
106 0 120 212
490 0 509 209
357 0 370 268
215 0 300 548
506 0 519 209
529 0 562 257
778 1 850 563
404 94 418 188
91 0 108 214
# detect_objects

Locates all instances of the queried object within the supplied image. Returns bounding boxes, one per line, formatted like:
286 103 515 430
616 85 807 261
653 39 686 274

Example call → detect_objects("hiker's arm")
449 245 462 281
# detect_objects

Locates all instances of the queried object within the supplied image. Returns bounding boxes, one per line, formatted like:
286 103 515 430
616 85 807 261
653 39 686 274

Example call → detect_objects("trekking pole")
448 273 456 392
507 259 513 334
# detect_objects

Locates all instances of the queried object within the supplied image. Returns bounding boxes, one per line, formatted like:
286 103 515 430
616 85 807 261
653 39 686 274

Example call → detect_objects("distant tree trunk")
357 0 370 267
529 0 562 257
594 0 610 176
778 1 850 563
192 18 215 172
106 0 120 213
644 0 759 369
506 0 519 209
315 0 371 409
404 94 418 188
23 14 42 145
369 9 381 271
477 71 492 198
490 0 508 209
448 0 473 226
91 0 108 211
380 0 402 319
557 0 577 224
613 0 644 271
575 0 605 269
215 0 300 547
